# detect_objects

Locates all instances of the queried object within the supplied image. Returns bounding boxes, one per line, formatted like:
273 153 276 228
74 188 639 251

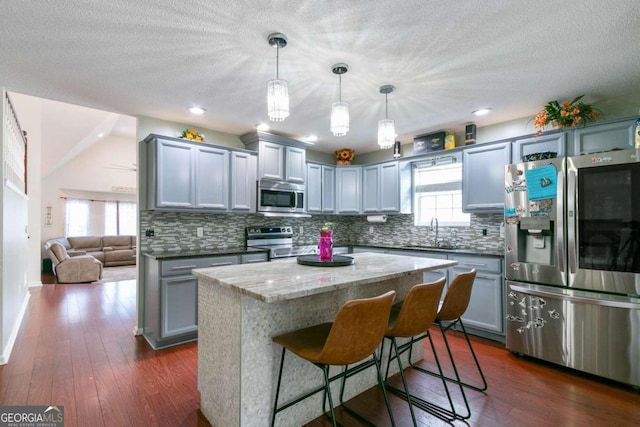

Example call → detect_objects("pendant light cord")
339 73 342 102
385 93 389 119
275 46 280 79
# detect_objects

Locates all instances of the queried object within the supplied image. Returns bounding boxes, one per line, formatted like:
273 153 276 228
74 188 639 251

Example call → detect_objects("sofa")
44 241 103 283
45 235 137 267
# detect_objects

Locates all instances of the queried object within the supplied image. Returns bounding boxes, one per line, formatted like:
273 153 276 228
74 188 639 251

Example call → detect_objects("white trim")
132 326 143 336
28 281 43 288
4 178 29 200
0 292 30 365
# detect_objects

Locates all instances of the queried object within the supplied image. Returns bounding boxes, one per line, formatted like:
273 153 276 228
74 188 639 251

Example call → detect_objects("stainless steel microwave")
257 180 305 214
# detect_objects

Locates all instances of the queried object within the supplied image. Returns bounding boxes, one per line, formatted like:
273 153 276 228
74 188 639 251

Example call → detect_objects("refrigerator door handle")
567 169 577 274
556 166 565 273
509 284 640 309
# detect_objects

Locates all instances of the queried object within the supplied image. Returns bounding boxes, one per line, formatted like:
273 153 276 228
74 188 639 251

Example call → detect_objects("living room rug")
95 265 137 283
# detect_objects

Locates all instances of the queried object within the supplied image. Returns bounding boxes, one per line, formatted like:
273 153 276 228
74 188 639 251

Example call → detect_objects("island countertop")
192 252 457 303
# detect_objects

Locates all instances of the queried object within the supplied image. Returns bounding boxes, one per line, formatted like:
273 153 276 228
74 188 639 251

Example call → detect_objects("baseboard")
0 291 31 365
28 280 42 288
133 326 143 336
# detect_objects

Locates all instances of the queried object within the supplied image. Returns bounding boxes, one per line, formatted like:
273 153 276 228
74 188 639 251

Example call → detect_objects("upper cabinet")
362 161 400 213
336 166 362 214
462 141 512 213
240 132 311 183
512 132 566 164
144 134 256 213
306 163 335 213
571 118 636 155
230 151 257 212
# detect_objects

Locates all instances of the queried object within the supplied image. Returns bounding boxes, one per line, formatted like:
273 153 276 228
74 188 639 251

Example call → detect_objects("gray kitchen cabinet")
512 132 566 164
449 254 503 335
144 252 267 349
195 145 229 210
241 134 308 183
306 163 335 213
571 117 636 155
362 161 400 213
336 166 362 214
230 151 257 212
144 135 257 212
462 140 512 213
152 137 195 208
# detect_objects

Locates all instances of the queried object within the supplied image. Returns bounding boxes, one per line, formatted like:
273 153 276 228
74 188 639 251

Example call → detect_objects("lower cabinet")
143 252 267 349
355 247 505 341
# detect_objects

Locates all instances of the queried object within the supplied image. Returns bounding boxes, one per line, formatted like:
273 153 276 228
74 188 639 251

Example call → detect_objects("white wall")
1 88 30 364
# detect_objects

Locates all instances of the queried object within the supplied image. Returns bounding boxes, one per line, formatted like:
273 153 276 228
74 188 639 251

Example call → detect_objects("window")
64 199 90 236
414 157 470 227
105 201 137 235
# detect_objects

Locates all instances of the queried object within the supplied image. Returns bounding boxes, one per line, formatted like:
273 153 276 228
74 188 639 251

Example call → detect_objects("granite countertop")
141 246 268 260
192 252 457 303
355 244 504 257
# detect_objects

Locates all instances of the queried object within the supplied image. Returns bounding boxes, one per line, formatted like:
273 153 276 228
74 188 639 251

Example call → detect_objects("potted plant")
533 95 600 137
334 148 355 165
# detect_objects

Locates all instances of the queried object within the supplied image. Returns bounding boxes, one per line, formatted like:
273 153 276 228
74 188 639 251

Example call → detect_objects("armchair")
45 241 103 283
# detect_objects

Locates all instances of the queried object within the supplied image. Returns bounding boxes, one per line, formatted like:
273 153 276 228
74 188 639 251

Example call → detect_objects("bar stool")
382 278 457 425
270 290 397 427
407 269 486 420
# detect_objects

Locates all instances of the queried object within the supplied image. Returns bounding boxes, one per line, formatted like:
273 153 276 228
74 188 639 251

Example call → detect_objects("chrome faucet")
430 217 439 247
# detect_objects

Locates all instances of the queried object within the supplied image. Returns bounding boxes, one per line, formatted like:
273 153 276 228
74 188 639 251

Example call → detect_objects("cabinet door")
285 146 306 183
336 167 361 213
451 268 503 333
161 275 198 338
195 146 229 210
306 163 323 212
572 119 636 155
513 132 566 164
321 165 335 213
380 162 400 211
462 141 511 212
156 139 195 208
362 165 380 213
259 141 285 180
241 252 268 263
231 151 257 212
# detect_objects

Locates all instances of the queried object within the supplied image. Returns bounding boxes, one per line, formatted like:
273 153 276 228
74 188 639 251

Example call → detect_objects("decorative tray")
296 255 355 267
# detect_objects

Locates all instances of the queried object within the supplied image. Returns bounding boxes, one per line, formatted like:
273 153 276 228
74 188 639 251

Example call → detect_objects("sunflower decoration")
334 148 355 165
179 128 204 142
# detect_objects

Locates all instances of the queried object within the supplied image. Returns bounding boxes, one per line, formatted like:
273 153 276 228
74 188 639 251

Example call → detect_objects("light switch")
197 227 204 237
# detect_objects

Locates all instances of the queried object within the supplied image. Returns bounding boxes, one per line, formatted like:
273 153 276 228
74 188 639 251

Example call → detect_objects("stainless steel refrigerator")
504 148 640 387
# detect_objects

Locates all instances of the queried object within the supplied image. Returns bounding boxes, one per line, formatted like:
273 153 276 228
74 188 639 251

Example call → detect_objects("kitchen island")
193 252 457 427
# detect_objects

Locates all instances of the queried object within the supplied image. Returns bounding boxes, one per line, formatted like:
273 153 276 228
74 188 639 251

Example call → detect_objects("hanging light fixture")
266 33 289 122
378 85 395 149
330 63 349 137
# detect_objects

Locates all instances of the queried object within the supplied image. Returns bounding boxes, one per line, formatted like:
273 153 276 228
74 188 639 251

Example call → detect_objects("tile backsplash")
140 211 504 254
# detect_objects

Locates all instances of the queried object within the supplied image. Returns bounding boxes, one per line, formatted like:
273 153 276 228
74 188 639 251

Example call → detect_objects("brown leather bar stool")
382 278 458 425
270 290 397 427
407 269 486 420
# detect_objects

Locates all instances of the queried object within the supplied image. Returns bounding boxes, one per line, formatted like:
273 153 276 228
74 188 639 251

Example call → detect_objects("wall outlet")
482 228 488 236
197 227 204 237
369 226 374 234
299 226 304 234
145 228 155 237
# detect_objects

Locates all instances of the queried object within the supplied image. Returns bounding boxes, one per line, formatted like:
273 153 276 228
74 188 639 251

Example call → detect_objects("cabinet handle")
171 265 197 270
244 259 265 263
210 262 233 267
460 262 488 267
167 278 194 284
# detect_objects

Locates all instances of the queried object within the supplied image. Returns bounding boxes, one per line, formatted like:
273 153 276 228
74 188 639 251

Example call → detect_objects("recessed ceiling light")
97 133 104 138
188 106 206 115
305 135 318 143
256 123 270 131
473 108 492 116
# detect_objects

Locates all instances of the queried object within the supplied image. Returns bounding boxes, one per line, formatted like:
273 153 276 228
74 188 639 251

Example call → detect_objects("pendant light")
378 85 395 149
330 63 349 137
266 33 289 122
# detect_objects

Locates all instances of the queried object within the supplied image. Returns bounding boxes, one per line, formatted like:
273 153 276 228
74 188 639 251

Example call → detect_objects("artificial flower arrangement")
533 95 600 137
178 128 204 142
334 148 355 165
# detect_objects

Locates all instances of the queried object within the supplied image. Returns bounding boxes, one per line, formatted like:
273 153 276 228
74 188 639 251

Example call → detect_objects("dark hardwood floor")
2 277 639 426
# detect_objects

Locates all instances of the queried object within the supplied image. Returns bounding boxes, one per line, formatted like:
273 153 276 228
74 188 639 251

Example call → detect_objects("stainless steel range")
245 226 318 259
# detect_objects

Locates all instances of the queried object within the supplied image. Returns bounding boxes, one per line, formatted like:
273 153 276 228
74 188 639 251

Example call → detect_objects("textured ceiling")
2 0 640 156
